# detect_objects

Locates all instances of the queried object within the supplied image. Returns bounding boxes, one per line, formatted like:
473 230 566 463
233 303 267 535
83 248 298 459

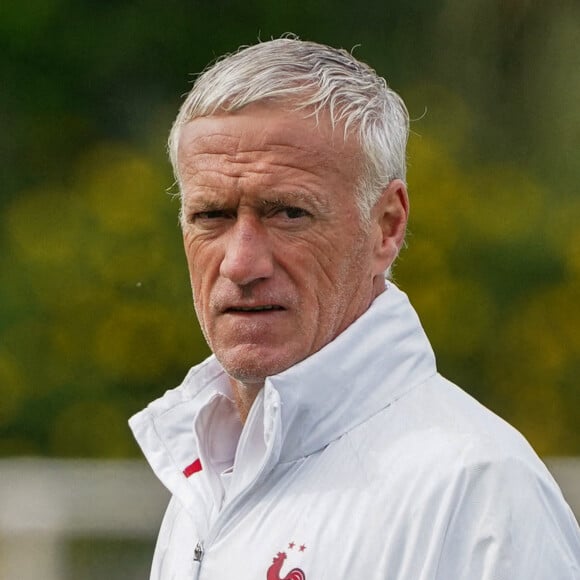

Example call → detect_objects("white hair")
168 37 409 227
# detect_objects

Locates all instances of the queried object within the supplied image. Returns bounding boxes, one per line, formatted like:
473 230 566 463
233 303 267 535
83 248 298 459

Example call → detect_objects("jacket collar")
263 281 437 462
130 283 437 503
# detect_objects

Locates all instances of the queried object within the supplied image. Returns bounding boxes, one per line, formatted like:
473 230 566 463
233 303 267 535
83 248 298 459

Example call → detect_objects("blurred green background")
1 0 579 460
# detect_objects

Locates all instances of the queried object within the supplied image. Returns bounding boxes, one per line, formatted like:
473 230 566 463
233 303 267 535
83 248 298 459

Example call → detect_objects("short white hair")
168 37 409 226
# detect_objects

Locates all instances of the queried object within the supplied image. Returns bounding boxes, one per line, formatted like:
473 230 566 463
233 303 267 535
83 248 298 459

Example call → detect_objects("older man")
130 39 580 579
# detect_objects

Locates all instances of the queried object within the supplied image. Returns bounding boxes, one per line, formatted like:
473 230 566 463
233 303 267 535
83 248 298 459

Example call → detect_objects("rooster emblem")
266 552 306 580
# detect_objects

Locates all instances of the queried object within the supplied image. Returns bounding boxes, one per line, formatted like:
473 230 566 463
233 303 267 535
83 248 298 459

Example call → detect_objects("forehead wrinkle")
178 114 363 199
180 147 341 189
183 131 241 155
183 121 339 163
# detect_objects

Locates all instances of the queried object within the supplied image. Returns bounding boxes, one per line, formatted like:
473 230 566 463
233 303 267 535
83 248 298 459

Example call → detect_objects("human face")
178 105 393 385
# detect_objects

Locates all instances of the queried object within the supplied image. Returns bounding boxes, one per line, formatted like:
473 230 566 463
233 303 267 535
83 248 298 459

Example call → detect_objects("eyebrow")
257 190 329 213
184 189 330 214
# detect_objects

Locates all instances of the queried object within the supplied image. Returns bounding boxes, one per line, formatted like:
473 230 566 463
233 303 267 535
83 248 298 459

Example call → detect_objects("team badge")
266 542 306 580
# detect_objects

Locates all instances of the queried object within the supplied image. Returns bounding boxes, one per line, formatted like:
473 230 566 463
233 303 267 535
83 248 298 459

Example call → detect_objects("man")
130 38 580 579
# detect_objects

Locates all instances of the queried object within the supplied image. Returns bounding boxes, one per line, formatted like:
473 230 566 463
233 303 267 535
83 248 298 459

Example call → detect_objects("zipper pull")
192 541 204 580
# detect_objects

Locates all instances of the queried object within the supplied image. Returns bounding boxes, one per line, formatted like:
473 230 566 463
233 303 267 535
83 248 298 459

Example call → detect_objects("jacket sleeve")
434 455 580 579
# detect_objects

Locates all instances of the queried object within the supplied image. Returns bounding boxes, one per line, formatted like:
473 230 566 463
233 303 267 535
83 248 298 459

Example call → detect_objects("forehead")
176 104 362 183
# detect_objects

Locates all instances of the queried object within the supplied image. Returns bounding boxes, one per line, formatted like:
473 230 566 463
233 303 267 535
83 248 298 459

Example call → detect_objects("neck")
229 376 264 424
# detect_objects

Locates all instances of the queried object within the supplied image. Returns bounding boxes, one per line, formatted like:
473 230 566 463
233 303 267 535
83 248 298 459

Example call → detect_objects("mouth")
225 305 285 313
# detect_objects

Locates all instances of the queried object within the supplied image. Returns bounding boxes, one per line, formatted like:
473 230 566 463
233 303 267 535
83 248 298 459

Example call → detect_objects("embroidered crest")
266 547 306 580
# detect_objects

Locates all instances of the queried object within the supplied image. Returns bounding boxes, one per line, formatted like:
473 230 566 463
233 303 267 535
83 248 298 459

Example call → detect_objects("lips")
225 305 285 313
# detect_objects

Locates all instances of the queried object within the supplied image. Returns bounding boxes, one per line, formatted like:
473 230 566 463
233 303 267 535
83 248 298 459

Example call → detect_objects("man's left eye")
279 206 310 219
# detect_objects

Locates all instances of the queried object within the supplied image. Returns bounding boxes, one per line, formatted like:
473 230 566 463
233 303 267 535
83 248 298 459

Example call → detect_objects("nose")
220 216 274 286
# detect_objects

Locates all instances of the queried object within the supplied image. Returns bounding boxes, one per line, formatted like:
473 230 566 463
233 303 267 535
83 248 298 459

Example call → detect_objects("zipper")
192 541 204 580
190 387 282 575
203 389 281 548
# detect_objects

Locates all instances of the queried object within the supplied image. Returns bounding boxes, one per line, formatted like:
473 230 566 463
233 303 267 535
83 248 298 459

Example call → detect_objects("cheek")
292 233 346 283
291 254 348 327
190 267 213 313
190 275 215 347
183 238 214 314
184 232 217 274
318 239 373 308
309 232 369 291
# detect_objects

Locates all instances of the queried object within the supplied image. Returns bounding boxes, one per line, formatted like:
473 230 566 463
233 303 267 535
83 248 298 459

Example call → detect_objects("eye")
271 205 312 221
198 210 227 220
188 209 232 223
281 206 310 219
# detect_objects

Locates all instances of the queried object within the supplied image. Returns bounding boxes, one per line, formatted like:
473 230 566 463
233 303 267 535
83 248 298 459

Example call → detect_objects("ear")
371 179 409 275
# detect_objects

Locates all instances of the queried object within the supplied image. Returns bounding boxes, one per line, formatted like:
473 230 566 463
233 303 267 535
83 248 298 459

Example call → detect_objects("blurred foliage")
1 0 578 457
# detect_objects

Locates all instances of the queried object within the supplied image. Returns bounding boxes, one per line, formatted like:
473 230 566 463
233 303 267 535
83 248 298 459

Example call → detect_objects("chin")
217 348 298 385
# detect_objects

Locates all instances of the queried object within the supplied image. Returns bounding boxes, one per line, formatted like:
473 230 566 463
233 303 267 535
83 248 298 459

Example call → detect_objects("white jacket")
130 284 580 579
